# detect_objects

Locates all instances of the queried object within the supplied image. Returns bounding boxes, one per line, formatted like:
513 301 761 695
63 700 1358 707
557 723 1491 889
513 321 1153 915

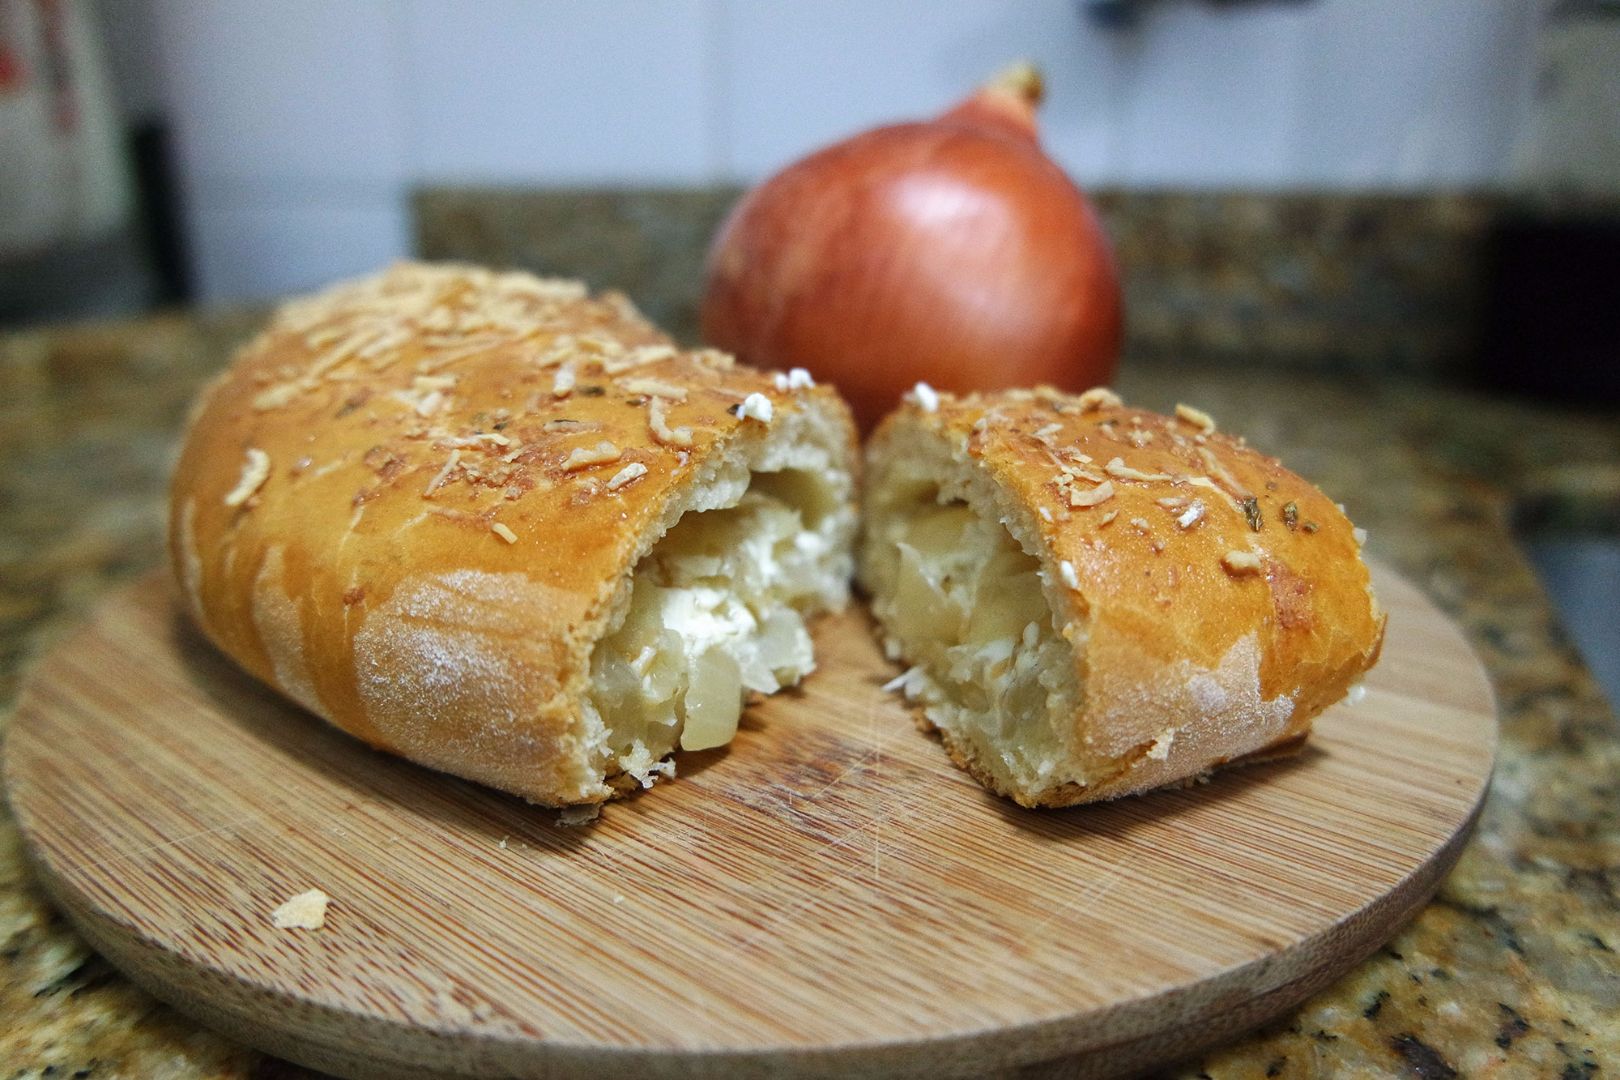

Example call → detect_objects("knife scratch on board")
65 813 261 872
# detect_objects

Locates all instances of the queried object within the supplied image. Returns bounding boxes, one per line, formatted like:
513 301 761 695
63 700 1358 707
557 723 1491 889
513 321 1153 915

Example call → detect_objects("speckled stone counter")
2 310 1617 1079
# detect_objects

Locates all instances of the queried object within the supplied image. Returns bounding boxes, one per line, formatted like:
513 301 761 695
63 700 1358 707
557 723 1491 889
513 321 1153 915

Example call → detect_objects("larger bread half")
860 385 1384 807
170 263 857 806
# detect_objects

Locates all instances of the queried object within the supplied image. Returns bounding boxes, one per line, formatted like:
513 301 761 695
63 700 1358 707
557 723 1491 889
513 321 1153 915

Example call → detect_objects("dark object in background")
129 120 191 306
1084 0 1312 30
1479 214 1620 405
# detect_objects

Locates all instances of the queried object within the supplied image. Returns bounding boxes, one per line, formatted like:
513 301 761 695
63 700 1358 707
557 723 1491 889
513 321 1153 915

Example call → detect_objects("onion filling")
588 469 844 785
865 481 1083 795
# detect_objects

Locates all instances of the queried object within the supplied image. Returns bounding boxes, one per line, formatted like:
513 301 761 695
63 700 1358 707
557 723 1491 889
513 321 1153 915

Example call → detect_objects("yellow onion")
701 63 1122 431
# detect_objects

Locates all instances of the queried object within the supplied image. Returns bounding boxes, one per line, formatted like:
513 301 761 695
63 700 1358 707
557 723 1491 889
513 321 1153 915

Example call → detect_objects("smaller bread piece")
859 385 1384 808
170 263 857 806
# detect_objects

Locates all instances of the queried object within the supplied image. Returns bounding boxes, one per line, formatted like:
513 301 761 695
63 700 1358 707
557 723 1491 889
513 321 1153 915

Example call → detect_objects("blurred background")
2 2 1615 341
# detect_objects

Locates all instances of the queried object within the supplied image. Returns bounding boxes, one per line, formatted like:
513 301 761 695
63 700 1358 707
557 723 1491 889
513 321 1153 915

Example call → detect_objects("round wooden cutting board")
5 563 1495 1080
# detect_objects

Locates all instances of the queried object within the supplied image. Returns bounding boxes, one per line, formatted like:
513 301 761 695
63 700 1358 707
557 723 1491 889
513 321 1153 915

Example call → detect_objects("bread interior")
861 430 1085 802
585 411 854 788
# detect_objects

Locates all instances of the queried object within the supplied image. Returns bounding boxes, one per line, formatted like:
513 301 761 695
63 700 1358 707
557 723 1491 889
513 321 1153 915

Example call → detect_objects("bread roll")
170 263 857 806
859 385 1384 807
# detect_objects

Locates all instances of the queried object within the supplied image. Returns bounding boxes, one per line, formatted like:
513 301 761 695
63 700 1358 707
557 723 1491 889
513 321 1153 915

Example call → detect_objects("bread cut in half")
859 385 1384 808
170 263 857 806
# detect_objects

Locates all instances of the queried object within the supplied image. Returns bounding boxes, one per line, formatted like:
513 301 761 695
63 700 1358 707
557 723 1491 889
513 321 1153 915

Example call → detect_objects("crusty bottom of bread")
913 706 1311 808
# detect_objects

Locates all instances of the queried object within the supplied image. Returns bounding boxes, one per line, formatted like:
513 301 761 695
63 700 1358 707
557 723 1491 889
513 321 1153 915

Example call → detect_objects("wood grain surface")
4 563 1495 1079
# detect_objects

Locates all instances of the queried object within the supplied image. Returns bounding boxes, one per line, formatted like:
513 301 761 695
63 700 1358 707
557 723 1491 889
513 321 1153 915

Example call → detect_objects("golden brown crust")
169 263 855 804
867 385 1385 807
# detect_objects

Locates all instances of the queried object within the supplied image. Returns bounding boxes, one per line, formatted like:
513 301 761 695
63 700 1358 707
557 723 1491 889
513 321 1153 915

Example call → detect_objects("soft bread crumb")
271 888 329 930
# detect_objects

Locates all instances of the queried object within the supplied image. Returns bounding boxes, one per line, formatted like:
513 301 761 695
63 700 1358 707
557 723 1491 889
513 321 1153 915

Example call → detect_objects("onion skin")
701 65 1122 432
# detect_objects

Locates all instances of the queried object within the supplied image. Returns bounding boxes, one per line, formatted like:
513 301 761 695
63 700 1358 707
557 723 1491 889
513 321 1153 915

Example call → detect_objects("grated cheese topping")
552 364 576 398
444 431 510 448
606 462 648 492
1076 387 1122 413
423 449 462 497
618 344 678 370
224 448 271 507
1222 550 1264 574
561 441 622 471
242 264 625 416
1059 560 1080 590
252 382 301 411
648 396 693 447
1105 457 1174 483
617 376 687 401
1069 480 1115 508
1175 403 1217 434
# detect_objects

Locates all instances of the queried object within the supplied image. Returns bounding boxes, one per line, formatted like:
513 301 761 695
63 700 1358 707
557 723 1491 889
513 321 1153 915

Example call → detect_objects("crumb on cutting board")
271 888 330 930
556 804 601 828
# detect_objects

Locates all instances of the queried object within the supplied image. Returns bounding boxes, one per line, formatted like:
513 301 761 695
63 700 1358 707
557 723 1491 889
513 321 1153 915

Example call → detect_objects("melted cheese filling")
589 470 845 786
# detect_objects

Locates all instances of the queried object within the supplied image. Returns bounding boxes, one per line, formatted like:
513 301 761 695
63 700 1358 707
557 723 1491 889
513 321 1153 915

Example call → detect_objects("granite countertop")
1 310 1617 1079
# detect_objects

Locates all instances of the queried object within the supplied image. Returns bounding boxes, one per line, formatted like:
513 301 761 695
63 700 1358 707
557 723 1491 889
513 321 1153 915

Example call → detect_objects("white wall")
136 0 1544 303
